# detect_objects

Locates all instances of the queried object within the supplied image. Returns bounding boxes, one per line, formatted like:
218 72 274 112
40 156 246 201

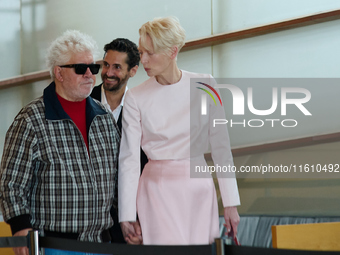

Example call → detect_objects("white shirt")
100 86 128 121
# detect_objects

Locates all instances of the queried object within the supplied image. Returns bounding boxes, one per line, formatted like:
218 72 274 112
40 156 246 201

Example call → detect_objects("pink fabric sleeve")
208 78 241 207
118 90 141 222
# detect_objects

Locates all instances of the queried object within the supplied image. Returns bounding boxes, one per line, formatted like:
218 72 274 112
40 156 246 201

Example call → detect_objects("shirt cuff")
7 214 32 235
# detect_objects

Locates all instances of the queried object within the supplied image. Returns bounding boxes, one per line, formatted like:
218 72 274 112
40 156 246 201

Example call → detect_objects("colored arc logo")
196 82 223 106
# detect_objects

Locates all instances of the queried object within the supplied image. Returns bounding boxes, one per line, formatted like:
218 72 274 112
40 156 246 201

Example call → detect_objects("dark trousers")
109 206 126 243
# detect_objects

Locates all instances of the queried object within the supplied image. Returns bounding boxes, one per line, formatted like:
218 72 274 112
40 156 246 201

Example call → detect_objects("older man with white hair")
0 30 120 255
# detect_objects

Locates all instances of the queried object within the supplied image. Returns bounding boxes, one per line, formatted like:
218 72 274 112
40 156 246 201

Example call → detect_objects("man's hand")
13 228 32 255
120 221 143 244
223 206 240 238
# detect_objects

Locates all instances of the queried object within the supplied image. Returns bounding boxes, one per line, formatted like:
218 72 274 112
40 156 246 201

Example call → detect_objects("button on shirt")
101 86 127 121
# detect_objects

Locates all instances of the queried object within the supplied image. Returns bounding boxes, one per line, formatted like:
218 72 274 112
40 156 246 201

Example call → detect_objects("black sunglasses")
59 63 101 75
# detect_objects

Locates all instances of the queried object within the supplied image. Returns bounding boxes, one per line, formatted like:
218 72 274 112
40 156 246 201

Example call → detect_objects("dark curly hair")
103 38 140 71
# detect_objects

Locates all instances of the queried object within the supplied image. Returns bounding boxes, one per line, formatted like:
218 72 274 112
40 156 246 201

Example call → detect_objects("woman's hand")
120 221 143 244
223 206 240 238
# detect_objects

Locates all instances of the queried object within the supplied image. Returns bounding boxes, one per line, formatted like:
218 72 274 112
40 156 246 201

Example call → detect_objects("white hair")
46 30 99 80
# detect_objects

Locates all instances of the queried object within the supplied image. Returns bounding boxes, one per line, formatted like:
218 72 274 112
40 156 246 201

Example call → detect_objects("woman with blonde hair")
118 16 240 245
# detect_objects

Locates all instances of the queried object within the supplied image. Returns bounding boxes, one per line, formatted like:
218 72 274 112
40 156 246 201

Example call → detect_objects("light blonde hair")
139 16 186 54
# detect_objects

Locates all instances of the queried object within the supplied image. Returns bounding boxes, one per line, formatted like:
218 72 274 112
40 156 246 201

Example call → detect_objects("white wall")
0 0 21 80
213 0 340 33
20 0 213 81
211 1 340 147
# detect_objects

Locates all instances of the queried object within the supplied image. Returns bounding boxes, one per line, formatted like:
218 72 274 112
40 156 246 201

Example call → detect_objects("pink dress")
118 70 240 245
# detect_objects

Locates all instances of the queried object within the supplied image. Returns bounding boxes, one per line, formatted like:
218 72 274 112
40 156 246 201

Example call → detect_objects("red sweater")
57 94 88 151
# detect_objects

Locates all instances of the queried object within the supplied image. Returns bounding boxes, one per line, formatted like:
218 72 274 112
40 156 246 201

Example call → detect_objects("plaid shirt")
0 82 120 242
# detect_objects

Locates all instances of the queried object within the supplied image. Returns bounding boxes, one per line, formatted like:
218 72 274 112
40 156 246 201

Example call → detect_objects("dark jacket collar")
43 82 108 125
90 83 102 101
90 83 123 131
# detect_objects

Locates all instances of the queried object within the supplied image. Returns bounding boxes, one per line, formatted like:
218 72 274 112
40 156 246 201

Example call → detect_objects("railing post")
214 238 224 255
28 230 39 255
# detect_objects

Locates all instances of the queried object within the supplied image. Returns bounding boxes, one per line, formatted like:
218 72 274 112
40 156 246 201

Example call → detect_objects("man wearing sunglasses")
91 38 148 244
0 30 119 255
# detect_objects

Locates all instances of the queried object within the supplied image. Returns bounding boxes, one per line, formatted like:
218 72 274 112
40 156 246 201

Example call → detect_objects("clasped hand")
120 221 143 244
